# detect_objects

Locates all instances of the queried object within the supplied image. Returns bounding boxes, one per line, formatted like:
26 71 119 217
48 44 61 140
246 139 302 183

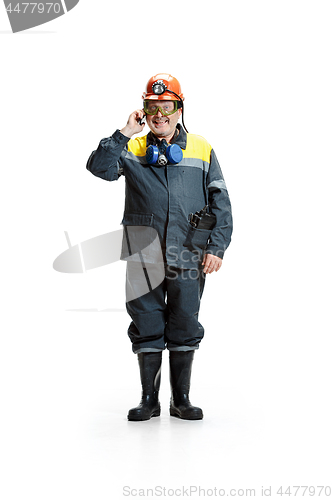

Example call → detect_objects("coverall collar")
146 124 187 150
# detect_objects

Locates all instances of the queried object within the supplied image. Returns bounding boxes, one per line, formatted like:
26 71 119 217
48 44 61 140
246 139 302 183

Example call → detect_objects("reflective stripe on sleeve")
207 179 227 190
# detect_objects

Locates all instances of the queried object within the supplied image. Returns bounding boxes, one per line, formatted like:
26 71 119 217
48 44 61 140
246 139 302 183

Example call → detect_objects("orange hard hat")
142 73 184 101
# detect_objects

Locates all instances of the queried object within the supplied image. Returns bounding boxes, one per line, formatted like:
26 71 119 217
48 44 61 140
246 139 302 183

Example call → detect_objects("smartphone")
138 114 146 126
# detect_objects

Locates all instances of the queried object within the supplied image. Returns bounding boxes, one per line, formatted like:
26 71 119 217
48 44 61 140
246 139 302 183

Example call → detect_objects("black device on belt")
189 205 216 230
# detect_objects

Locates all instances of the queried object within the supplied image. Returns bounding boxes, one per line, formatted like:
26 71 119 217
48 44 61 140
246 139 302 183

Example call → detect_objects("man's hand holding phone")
120 109 146 138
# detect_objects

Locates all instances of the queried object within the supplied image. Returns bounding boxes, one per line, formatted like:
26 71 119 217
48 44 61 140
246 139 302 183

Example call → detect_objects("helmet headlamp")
152 80 167 95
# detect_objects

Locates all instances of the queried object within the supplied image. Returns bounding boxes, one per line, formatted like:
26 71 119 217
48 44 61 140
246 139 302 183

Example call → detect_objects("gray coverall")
86 124 232 353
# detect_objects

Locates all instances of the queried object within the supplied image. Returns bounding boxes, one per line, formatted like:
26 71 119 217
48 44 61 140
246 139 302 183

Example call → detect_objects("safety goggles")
143 100 182 116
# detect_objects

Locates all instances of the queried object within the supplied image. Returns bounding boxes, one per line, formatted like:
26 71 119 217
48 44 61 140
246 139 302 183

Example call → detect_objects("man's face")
145 100 182 139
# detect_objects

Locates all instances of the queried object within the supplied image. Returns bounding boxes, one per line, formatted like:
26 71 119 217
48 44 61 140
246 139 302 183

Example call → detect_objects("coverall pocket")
121 213 154 227
121 213 161 263
183 223 211 252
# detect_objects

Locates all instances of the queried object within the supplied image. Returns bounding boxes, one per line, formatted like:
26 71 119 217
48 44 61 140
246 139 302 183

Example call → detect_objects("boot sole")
170 408 203 420
127 409 161 421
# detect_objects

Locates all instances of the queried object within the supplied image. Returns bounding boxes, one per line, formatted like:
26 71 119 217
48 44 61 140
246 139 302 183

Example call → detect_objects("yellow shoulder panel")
128 133 211 162
183 134 212 163
127 135 147 157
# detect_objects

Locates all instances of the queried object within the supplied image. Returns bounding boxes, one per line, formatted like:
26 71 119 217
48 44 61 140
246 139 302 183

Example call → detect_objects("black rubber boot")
127 351 162 421
169 350 203 420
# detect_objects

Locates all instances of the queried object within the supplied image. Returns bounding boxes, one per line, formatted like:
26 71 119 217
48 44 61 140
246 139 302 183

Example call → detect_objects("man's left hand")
202 253 222 274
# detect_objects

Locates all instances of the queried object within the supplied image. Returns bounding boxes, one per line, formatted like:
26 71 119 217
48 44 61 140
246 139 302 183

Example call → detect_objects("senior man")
86 73 232 421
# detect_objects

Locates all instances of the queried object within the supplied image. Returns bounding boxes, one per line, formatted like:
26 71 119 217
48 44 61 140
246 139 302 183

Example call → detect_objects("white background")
1 1 332 499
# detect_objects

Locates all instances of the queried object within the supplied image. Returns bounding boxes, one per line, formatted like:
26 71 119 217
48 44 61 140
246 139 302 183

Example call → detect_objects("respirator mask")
146 139 183 166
